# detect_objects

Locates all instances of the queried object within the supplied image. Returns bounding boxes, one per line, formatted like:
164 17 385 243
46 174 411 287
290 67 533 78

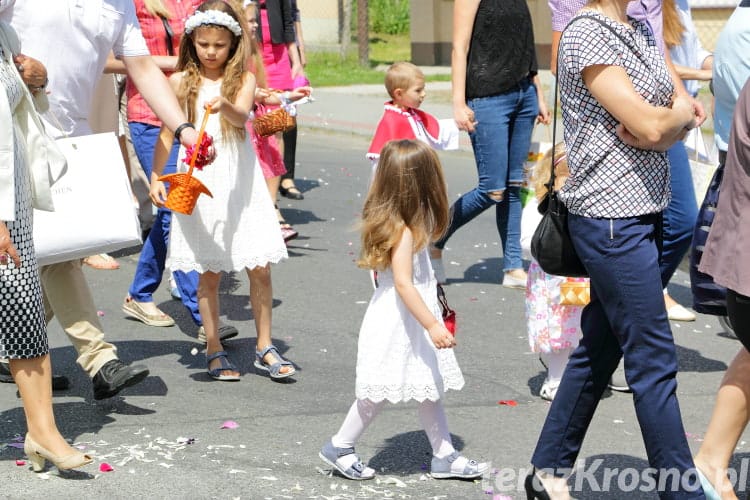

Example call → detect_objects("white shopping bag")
33 133 142 265
684 128 718 207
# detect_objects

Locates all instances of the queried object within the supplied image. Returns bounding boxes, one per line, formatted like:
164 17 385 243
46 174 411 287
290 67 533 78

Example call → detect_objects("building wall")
410 0 554 68
297 0 341 47
300 1 733 64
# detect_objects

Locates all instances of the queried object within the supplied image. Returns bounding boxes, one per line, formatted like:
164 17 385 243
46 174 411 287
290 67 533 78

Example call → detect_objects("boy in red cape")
367 62 458 173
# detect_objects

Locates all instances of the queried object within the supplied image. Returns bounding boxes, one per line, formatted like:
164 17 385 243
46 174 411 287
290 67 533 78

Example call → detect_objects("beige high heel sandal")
24 433 93 472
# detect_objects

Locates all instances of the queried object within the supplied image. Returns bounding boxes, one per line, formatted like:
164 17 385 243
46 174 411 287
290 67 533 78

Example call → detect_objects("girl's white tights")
331 399 455 470
541 348 572 384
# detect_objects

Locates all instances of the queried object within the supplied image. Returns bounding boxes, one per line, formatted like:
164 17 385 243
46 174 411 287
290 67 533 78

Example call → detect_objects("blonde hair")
531 142 569 203
662 0 685 48
384 62 424 99
143 0 172 18
358 140 449 271
176 0 248 142
236 0 268 89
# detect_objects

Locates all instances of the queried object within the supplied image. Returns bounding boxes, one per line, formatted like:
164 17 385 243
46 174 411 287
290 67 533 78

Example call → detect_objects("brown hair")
176 0 248 142
531 142 569 203
662 0 685 48
384 62 424 99
357 140 449 271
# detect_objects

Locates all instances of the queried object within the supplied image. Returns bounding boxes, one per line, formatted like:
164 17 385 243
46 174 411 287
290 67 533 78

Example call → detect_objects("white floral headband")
184 9 242 37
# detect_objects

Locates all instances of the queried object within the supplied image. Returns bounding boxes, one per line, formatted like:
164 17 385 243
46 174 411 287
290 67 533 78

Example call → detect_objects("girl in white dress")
319 140 488 480
150 1 292 381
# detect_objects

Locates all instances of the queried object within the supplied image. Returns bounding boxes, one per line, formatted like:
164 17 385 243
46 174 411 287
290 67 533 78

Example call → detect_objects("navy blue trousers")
531 213 704 499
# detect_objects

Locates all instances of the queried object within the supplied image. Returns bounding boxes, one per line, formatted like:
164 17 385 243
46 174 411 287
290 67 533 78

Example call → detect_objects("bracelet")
174 122 195 141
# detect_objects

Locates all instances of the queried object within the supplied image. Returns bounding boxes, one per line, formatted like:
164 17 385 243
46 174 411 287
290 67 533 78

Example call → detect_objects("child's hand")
428 322 456 349
289 86 312 101
149 180 168 208
255 87 271 103
204 96 225 113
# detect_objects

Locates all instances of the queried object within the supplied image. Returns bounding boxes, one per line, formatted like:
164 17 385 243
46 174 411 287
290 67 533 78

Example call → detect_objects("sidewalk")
295 70 557 154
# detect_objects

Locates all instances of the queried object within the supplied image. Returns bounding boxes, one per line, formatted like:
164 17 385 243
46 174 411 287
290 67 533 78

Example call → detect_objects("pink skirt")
260 9 294 90
247 110 286 179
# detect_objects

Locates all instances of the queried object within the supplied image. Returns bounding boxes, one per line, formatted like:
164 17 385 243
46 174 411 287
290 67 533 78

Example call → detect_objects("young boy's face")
394 77 426 109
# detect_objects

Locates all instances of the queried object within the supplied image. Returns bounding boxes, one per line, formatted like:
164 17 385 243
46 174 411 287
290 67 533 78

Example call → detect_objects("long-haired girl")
319 140 488 481
150 0 294 381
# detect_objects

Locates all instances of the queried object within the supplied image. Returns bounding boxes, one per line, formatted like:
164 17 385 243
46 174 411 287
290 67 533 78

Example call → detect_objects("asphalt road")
1 130 746 499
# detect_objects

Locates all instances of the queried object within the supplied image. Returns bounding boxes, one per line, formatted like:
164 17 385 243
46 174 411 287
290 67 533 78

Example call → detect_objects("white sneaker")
608 359 631 393
667 304 696 322
502 270 527 289
540 379 560 401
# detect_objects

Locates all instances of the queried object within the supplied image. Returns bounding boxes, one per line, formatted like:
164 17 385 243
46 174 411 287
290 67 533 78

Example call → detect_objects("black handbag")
529 50 588 278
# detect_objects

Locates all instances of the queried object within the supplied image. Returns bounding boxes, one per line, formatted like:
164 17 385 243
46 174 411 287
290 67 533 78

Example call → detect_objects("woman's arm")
533 74 551 125
451 0 480 132
123 54 198 147
583 64 695 151
149 74 183 208
204 72 256 128
392 227 455 350
673 54 713 82
105 52 178 74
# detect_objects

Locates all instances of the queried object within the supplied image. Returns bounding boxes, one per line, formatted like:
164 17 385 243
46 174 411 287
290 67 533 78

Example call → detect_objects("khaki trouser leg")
40 260 117 378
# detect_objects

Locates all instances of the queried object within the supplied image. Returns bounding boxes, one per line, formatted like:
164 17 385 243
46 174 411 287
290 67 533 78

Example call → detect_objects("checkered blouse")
557 12 674 218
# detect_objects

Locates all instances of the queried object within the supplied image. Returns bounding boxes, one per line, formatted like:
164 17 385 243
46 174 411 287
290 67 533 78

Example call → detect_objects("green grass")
306 33 450 87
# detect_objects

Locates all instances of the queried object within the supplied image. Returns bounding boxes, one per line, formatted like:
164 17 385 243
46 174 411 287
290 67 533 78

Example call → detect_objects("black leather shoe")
0 359 71 391
92 359 149 400
279 185 304 200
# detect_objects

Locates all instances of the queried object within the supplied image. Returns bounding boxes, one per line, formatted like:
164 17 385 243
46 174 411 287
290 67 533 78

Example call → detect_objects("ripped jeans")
434 78 538 272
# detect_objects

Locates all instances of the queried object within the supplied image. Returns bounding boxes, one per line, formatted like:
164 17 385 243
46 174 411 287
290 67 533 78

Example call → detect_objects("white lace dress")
167 80 287 273
355 248 465 403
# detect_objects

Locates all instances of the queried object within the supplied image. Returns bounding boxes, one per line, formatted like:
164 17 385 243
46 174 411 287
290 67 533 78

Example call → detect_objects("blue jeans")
531 214 704 499
434 78 538 272
662 142 698 286
128 122 201 325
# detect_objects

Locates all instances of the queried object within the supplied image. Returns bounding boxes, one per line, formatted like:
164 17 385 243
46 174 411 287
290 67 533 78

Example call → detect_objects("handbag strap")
159 16 175 56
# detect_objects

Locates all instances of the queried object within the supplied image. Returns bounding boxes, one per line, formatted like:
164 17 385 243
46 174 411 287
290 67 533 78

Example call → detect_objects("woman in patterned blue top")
525 1 706 498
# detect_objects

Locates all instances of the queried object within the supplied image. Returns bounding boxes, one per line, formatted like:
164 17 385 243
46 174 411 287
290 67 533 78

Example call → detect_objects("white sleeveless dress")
355 248 465 403
167 80 287 273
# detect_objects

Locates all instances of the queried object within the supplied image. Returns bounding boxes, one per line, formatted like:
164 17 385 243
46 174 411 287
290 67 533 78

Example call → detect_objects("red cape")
367 103 443 158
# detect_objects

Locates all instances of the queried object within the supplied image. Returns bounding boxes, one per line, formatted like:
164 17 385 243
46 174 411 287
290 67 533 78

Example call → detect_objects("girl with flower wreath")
150 0 294 381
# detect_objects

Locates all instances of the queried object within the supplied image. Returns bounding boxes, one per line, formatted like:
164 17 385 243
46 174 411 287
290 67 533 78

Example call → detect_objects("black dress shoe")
279 185 304 200
0 359 70 391
92 359 149 400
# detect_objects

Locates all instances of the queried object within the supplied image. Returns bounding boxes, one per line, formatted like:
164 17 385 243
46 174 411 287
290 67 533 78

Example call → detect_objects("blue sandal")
207 351 240 381
253 345 296 379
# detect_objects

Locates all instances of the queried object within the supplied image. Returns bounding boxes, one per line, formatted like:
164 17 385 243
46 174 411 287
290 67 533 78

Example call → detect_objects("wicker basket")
158 107 213 215
159 172 212 215
559 279 590 306
253 106 296 137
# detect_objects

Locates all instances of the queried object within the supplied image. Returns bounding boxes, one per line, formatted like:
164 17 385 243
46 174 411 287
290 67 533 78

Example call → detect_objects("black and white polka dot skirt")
0 129 48 360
